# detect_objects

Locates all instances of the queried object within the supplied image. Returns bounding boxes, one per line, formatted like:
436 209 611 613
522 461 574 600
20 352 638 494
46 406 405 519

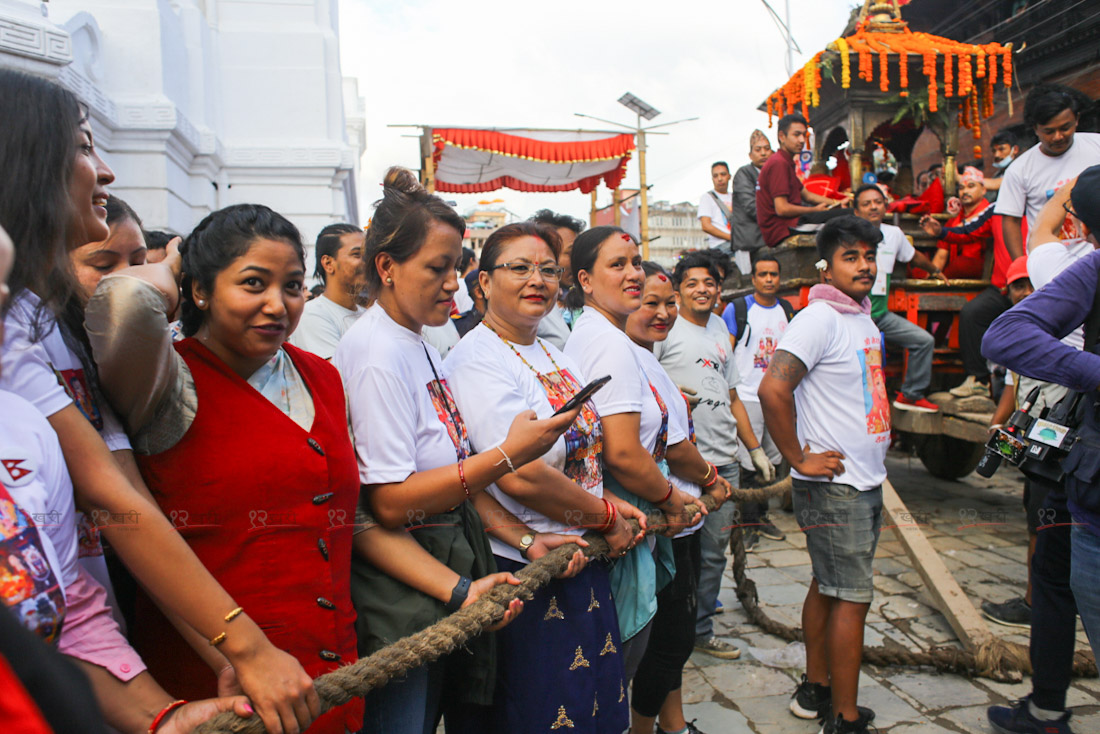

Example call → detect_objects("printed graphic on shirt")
0 484 65 643
54 368 104 431
648 383 670 463
75 512 105 559
534 369 603 491
753 334 778 371
694 357 732 413
682 393 697 445
858 340 891 436
427 378 472 460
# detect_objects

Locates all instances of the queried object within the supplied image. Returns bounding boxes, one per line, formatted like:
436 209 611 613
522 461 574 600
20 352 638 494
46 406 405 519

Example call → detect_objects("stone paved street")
681 452 1100 733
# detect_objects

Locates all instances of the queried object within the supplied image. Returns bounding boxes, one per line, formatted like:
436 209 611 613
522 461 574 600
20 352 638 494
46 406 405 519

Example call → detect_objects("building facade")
647 200 708 267
0 0 365 268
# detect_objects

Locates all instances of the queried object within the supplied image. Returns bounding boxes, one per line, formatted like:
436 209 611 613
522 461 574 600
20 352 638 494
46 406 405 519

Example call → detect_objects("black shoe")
758 517 786 541
987 696 1074 733
685 720 705 734
743 529 759 553
982 597 1031 629
823 709 878 734
789 674 830 720
818 704 876 730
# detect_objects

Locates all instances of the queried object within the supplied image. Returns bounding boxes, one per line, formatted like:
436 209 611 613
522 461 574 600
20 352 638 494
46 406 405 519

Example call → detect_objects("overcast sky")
338 0 855 223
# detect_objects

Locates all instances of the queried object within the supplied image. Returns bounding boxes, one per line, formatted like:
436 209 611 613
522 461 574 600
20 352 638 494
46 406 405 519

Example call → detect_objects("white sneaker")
949 375 989 398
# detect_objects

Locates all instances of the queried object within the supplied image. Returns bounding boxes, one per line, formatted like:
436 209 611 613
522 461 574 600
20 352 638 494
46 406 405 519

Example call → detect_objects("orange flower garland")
765 24 1014 127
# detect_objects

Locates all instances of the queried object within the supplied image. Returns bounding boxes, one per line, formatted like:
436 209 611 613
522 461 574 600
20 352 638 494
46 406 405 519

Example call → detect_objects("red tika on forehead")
621 233 632 242
655 273 668 282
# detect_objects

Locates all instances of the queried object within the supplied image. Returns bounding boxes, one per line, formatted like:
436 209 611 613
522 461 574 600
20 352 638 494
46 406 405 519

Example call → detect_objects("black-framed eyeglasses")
1063 200 1079 219
489 261 564 281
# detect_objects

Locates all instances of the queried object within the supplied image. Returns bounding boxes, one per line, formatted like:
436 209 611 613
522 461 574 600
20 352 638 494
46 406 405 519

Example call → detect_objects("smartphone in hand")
553 375 611 416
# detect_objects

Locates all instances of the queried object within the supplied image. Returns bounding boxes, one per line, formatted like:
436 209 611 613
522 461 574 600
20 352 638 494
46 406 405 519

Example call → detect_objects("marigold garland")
767 22 1013 128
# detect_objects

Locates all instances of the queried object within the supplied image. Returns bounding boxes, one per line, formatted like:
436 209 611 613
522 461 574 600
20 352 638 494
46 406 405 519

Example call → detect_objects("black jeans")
631 533 702 718
1030 482 1077 712
959 286 1011 380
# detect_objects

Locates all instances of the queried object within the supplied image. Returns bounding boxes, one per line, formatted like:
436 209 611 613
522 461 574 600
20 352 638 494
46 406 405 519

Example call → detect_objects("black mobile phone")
553 375 611 416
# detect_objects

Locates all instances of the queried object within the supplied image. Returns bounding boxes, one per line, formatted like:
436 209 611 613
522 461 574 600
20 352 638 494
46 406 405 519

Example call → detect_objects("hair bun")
382 166 424 196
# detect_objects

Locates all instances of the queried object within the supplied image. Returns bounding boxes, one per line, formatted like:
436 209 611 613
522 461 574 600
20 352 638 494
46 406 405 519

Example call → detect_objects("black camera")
976 386 1082 481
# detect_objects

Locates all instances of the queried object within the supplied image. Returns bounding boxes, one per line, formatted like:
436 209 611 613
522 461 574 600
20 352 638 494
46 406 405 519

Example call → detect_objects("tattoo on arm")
766 350 807 384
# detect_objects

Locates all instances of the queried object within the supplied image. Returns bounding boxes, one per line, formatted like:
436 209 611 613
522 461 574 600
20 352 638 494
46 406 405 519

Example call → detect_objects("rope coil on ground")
196 477 1096 733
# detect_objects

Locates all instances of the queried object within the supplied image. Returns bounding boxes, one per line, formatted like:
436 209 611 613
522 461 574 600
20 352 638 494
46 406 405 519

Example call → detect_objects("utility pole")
761 0 801 77
576 94 696 260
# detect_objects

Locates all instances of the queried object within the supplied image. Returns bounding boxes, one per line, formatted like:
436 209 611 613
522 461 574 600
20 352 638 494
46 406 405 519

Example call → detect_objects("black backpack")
730 295 795 346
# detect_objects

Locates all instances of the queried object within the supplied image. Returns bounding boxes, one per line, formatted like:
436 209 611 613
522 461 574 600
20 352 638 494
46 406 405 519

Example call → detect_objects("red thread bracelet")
702 463 718 488
149 700 187 734
457 460 470 498
659 481 675 505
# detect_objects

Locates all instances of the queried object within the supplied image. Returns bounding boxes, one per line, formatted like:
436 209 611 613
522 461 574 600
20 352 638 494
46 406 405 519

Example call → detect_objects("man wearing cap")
920 167 994 280
727 130 773 274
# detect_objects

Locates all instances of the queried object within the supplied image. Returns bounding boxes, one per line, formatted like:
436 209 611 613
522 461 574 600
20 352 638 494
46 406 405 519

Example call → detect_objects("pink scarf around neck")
807 283 872 315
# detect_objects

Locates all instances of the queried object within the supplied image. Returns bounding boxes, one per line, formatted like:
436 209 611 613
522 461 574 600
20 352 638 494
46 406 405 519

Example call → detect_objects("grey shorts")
792 478 883 603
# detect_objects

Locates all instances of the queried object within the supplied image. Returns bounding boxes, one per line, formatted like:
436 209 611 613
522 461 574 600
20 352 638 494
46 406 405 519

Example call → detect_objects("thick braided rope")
197 475 1092 733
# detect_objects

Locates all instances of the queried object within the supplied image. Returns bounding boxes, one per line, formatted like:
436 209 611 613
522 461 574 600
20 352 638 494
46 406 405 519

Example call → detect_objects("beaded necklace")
482 320 561 376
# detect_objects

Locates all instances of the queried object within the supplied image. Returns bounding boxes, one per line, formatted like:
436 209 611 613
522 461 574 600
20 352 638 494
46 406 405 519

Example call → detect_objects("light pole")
760 0 802 77
576 94 696 260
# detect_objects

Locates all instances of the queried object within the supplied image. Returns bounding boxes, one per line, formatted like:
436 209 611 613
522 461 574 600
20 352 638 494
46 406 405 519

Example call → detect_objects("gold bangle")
224 606 244 623
209 631 227 647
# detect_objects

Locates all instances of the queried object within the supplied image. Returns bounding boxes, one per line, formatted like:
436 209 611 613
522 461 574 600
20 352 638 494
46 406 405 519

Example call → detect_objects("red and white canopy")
428 127 635 194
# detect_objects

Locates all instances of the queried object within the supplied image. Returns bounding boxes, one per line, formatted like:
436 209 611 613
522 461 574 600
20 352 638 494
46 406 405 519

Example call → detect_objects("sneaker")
822 709 878 733
685 720 705 734
988 696 1074 734
790 674 830 720
982 597 1032 629
714 599 725 613
743 528 759 553
758 517 786 541
950 375 990 398
693 636 741 659
893 394 940 412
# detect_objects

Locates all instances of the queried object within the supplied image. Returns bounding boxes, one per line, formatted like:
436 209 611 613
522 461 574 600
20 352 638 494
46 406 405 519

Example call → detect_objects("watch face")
521 533 535 548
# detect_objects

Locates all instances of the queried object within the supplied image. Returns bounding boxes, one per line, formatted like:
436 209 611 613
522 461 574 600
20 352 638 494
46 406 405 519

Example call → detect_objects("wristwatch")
519 532 536 559
445 575 472 612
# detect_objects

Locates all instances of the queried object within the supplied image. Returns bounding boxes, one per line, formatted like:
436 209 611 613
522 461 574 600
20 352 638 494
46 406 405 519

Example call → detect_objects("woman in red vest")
86 204 367 733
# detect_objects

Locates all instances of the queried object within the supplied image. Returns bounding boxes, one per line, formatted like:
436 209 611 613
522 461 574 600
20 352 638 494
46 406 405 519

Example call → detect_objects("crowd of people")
3 62 1100 734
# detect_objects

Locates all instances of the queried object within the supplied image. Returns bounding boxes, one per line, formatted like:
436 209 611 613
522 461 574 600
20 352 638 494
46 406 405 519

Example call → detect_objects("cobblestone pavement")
681 452 1100 733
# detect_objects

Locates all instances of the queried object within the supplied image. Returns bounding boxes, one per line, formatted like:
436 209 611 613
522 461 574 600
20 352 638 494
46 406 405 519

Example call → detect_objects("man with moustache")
727 130 773 274
920 167 994 280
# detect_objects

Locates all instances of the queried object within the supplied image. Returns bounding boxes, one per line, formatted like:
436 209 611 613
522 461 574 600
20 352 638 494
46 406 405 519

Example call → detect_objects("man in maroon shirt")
756 113 848 247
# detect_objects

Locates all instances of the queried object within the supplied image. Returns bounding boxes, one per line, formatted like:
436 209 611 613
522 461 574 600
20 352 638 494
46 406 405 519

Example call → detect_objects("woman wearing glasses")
333 169 587 734
443 222 647 733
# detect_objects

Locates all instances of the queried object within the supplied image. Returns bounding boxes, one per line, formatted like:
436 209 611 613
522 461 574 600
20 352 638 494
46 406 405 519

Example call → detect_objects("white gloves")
749 447 776 483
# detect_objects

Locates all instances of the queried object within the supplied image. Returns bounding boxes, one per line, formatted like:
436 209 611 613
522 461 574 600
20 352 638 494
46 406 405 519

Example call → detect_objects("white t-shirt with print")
778 301 890 491
732 297 790 402
698 190 733 248
654 313 741 466
0 391 71 641
565 308 667 457
633 344 700 538
1 291 127 604
335 305 471 487
288 294 366 360
871 224 914 297
0 390 73 588
995 133 1100 231
444 325 603 562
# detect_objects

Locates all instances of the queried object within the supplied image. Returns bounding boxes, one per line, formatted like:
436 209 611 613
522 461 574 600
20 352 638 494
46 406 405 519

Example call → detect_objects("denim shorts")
792 478 883 603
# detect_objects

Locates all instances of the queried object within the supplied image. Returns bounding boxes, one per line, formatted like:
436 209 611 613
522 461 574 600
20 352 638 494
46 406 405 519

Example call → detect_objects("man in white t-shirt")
722 254 794 532
699 161 734 250
289 223 366 359
853 184 943 413
655 252 774 658
759 216 887 733
995 84 1100 261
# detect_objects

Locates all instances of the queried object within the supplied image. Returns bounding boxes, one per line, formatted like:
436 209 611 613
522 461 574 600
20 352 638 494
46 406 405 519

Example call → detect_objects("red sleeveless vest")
134 340 362 732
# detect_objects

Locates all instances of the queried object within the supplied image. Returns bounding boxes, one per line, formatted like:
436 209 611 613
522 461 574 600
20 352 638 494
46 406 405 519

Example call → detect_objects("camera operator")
983 247 1100 734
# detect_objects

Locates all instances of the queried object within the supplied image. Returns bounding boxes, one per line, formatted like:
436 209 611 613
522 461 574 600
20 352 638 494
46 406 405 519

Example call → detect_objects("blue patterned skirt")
486 557 629 734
